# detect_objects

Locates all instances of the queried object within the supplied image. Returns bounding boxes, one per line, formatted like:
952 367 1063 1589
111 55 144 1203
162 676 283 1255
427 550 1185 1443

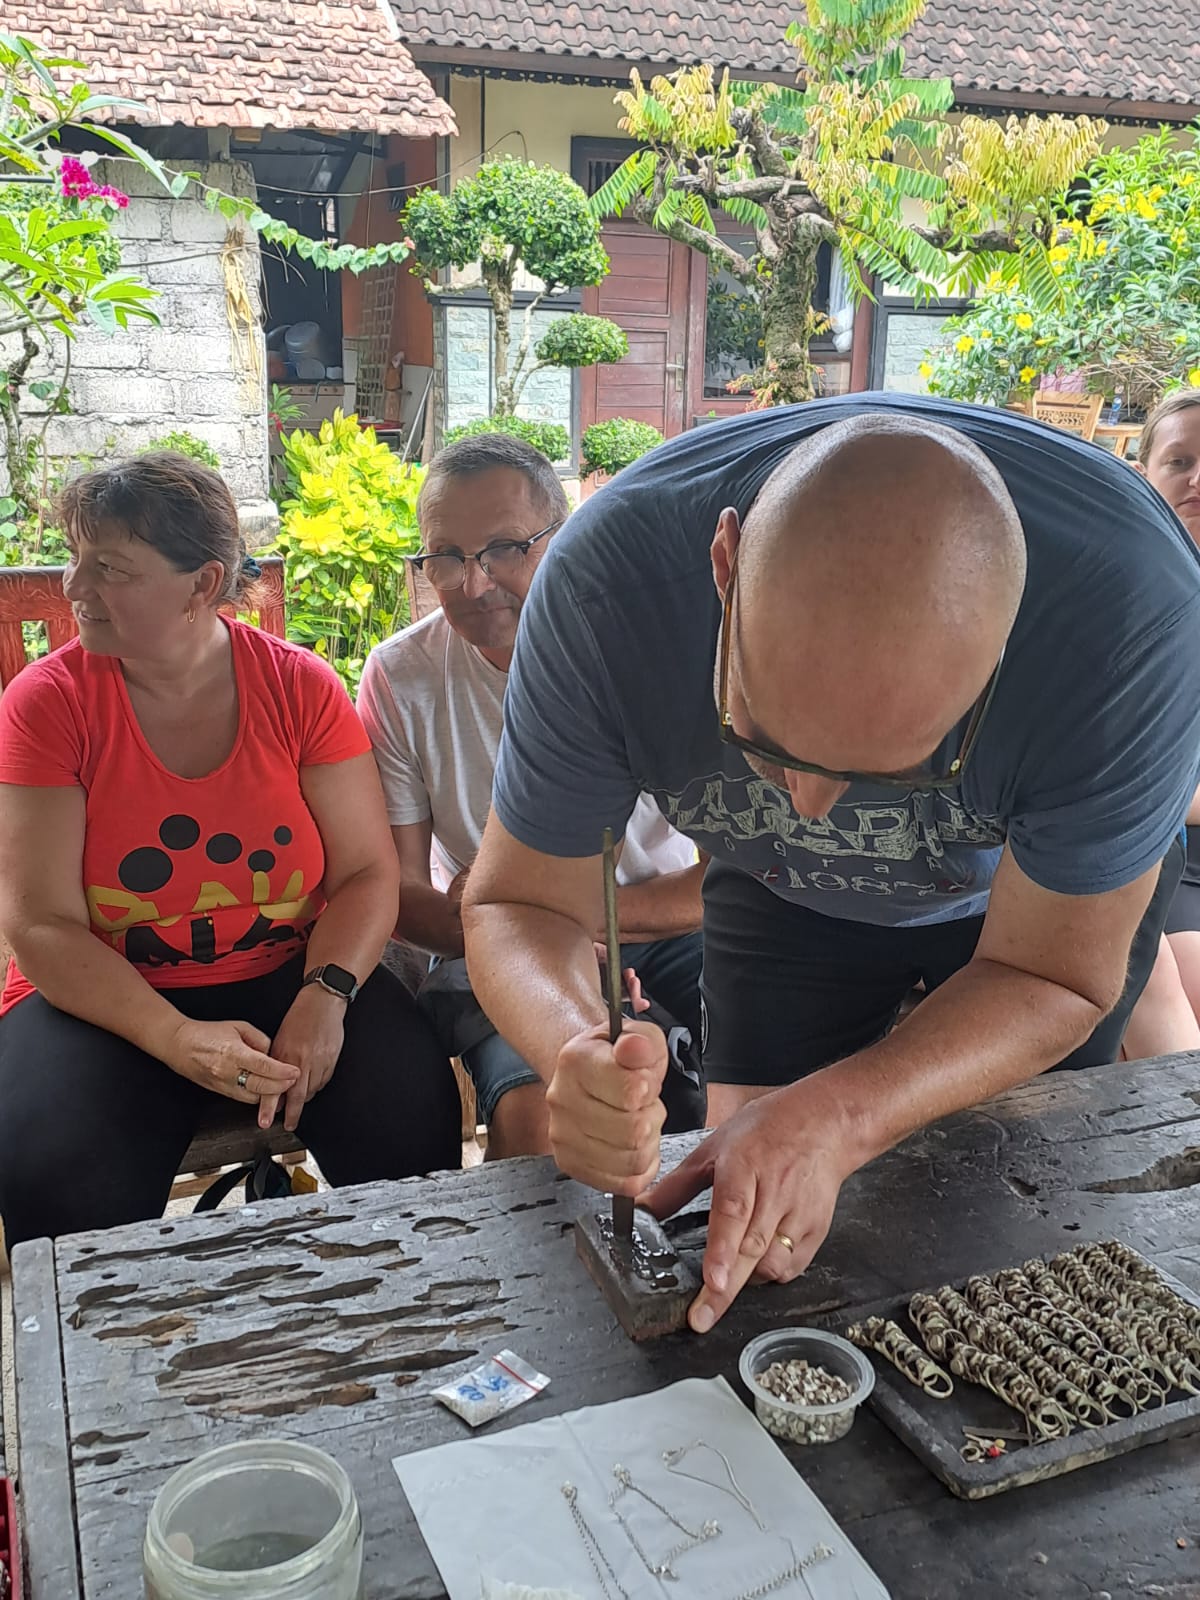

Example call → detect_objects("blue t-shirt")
494 394 1200 927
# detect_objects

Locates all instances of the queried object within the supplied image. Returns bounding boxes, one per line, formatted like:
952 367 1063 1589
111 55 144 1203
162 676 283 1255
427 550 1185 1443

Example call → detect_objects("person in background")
1125 392 1200 1055
357 434 706 1159
0 454 461 1249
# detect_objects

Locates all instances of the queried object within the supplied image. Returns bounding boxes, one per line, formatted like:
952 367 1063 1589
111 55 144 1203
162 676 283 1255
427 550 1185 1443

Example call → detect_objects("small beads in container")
739 1328 874 1445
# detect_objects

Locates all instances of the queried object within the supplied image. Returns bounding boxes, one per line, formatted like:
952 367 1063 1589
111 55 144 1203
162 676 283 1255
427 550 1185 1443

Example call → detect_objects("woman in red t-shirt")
0 454 461 1247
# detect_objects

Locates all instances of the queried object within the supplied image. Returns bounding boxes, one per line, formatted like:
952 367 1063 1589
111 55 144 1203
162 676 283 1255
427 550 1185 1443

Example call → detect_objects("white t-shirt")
357 609 695 888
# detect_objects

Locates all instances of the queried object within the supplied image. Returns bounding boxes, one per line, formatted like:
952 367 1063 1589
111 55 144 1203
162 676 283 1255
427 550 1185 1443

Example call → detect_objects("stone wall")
878 306 956 395
27 158 272 537
443 301 573 459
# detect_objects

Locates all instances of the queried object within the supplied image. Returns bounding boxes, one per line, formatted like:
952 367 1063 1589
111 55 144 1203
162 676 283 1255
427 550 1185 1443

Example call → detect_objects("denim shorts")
457 931 705 1126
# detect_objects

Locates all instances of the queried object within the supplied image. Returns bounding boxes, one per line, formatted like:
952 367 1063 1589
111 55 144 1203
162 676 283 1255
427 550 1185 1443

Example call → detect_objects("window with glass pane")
703 234 764 398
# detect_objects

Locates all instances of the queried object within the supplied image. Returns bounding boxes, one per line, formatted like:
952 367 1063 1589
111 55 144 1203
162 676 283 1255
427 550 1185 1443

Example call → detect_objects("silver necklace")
735 1541 834 1600
561 1482 630 1600
608 1463 720 1580
662 1440 767 1532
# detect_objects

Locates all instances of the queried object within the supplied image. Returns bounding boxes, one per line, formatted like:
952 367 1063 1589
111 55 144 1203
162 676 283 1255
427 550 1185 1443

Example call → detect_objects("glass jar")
144 1440 362 1600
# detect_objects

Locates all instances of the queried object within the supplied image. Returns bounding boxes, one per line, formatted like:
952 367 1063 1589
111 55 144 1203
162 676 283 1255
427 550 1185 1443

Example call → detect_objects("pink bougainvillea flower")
58 154 129 208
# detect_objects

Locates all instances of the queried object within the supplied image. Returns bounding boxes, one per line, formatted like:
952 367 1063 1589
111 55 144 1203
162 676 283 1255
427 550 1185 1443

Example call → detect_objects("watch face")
321 964 357 997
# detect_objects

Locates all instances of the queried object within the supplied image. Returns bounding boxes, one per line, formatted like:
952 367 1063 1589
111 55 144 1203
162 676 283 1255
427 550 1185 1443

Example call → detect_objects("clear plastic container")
143 1440 362 1600
739 1327 874 1445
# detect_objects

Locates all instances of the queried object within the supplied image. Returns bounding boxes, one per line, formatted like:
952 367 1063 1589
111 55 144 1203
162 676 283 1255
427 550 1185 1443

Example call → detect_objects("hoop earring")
186 606 196 624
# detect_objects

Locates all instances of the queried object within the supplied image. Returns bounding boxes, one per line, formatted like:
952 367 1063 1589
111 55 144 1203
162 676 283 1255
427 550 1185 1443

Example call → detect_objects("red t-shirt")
0 620 371 1013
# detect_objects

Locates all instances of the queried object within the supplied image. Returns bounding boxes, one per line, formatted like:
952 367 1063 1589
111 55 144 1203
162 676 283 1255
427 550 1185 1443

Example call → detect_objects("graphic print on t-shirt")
654 771 1006 916
85 810 316 969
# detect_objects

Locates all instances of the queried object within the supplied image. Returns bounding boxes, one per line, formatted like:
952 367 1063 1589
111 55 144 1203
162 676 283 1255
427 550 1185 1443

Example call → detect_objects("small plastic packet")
433 1349 550 1427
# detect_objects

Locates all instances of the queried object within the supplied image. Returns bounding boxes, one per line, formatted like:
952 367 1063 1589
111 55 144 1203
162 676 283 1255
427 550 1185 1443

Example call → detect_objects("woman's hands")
162 1017 300 1108
259 984 347 1131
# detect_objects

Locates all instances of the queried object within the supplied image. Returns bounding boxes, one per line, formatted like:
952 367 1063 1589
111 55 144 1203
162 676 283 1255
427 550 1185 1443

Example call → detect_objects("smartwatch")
302 963 360 1003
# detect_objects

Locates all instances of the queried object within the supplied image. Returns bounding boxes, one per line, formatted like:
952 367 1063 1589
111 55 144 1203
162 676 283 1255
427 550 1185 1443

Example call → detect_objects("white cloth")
393 1377 890 1600
358 609 695 887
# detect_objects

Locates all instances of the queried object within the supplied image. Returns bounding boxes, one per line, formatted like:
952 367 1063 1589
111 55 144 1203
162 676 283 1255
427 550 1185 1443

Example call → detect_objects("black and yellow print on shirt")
85 812 315 969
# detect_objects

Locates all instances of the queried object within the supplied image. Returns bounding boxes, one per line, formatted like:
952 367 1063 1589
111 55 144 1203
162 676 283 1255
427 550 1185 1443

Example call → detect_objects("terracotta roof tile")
9 0 456 136
392 0 1198 111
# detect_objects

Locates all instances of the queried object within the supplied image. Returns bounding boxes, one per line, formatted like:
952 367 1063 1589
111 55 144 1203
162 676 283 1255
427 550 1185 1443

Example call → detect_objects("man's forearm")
395 882 465 958
614 862 706 942
806 956 1106 1175
463 900 607 1080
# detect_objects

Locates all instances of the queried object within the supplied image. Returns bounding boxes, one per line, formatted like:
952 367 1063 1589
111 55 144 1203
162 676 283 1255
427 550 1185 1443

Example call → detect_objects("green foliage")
924 127 1200 413
404 160 608 293
144 430 220 468
534 313 628 369
593 1 1105 404
273 412 423 692
405 162 620 418
580 418 664 477
444 414 571 465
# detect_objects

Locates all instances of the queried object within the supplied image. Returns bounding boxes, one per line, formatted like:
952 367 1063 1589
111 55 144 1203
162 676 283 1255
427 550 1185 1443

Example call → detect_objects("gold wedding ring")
775 1232 795 1253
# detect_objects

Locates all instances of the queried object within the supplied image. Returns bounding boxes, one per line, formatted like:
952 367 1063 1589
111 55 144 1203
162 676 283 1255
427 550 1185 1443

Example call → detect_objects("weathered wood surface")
10 1238 81 1600
14 1054 1200 1600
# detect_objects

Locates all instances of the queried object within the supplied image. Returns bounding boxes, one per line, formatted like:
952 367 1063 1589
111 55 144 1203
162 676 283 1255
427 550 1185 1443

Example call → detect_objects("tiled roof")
394 0 1198 111
9 0 456 136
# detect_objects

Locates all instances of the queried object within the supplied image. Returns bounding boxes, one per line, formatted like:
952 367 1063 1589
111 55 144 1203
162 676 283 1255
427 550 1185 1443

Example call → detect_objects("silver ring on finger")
236 1069 249 1089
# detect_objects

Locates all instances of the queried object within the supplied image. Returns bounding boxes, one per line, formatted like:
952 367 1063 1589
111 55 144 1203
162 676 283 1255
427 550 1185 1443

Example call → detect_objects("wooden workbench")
11 1054 1200 1599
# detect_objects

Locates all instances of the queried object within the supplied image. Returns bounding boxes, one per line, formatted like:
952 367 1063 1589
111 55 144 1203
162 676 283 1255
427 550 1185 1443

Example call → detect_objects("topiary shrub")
534 314 628 370
444 414 571 465
580 418 664 478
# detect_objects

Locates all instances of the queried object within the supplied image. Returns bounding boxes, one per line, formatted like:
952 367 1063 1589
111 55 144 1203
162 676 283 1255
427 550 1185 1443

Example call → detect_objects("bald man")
463 393 1200 1332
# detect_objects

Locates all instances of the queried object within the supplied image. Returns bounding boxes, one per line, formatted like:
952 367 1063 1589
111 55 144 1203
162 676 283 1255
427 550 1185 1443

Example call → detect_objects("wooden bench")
0 557 286 688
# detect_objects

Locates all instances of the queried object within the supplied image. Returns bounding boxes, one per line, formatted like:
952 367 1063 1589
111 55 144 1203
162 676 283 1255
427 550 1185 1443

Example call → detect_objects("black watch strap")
302 963 360 1003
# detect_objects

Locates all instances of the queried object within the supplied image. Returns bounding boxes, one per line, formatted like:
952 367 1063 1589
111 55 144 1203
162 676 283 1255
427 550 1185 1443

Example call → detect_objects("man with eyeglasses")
357 433 706 1158
463 394 1200 1332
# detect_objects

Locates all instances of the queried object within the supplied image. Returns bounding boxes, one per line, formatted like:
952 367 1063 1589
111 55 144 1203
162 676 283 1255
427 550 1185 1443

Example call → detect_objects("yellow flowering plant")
274 412 424 691
923 126 1200 413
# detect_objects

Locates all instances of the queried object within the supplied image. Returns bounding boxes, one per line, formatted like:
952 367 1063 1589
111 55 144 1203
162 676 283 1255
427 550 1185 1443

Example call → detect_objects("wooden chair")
0 556 287 688
1030 391 1104 442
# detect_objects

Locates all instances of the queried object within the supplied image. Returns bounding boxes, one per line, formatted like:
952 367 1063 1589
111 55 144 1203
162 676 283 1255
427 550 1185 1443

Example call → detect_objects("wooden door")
579 221 693 438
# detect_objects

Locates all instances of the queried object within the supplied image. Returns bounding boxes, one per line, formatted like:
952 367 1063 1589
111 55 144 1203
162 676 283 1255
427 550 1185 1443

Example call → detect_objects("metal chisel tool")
602 825 635 1247
572 827 700 1340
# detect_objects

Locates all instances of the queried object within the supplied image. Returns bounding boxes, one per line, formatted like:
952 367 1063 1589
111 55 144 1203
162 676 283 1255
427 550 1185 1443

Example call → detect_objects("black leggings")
701 837 1186 1085
0 955 462 1248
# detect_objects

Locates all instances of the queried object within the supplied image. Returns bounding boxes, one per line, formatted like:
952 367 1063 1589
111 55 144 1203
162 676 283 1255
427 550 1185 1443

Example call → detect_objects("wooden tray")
824 1251 1200 1500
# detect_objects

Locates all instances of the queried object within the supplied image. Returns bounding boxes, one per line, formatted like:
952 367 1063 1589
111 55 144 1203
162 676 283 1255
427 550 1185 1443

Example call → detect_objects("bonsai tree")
404 160 629 418
593 0 1105 404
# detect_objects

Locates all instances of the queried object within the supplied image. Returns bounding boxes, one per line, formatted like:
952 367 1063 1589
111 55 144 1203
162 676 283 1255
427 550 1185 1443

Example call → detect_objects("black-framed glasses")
408 522 561 591
717 554 1003 792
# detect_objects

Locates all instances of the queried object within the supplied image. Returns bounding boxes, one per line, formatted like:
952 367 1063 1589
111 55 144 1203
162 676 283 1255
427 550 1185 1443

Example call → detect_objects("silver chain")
609 1463 720 1580
561 1482 631 1600
736 1541 834 1600
662 1440 767 1532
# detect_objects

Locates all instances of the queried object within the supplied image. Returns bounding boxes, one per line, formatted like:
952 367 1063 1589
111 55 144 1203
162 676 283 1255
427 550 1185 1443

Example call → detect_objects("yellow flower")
918 361 933 379
1019 367 1037 385
1134 192 1158 220
1048 244 1071 264
1095 239 1109 254
1014 312 1034 331
1149 184 1167 202
955 335 975 354
979 329 993 341
985 269 1005 292
1182 172 1196 187
1035 337 1050 347
1172 228 1188 248
1189 369 1200 388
